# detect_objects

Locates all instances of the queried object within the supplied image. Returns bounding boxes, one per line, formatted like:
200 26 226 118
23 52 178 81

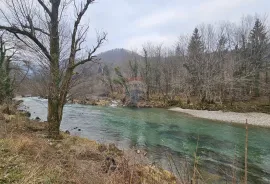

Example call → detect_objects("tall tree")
0 36 14 104
0 0 106 138
102 64 114 95
185 28 205 98
128 58 139 79
248 18 268 96
188 28 204 58
142 47 151 101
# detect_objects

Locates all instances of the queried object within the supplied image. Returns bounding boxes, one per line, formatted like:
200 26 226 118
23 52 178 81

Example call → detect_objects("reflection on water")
21 97 270 183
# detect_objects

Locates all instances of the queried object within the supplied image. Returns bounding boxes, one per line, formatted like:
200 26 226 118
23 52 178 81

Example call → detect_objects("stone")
35 117 41 121
24 111 31 117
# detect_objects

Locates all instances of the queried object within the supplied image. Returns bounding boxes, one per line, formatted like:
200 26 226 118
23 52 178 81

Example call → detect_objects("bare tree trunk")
143 48 150 101
47 0 61 138
254 70 260 97
48 98 61 138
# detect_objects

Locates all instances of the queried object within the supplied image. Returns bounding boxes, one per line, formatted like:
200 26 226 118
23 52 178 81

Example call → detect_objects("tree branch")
71 32 107 69
37 0 52 17
69 0 95 65
22 25 50 36
0 25 51 61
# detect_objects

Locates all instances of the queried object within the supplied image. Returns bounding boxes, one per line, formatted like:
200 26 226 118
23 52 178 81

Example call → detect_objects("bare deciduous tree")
0 0 107 138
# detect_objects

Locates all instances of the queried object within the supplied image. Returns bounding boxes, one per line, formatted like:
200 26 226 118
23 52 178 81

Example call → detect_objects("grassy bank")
0 105 177 184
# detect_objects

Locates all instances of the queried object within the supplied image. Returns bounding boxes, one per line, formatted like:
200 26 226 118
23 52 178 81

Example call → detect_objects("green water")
21 97 270 183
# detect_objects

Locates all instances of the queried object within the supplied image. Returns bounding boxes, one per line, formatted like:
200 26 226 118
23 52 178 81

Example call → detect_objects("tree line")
102 15 270 106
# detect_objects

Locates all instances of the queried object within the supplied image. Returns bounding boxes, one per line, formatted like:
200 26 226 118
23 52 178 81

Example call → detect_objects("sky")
83 0 270 53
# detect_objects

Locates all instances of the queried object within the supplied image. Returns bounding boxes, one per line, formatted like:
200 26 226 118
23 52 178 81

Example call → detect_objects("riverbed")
20 97 270 183
170 107 270 127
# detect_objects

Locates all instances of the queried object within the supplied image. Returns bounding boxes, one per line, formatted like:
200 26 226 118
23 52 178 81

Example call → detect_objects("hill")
97 48 142 66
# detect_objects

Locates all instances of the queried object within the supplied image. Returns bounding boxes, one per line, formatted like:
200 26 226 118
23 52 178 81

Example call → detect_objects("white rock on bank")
169 107 270 127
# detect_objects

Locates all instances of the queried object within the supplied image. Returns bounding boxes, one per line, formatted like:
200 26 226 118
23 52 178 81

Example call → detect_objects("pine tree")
183 28 206 100
184 28 204 76
248 18 269 97
188 28 204 57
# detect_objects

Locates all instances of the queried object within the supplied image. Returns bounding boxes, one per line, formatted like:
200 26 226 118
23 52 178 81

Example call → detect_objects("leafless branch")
37 0 52 17
71 32 107 69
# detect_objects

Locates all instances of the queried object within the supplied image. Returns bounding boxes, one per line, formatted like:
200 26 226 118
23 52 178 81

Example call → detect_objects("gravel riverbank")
169 107 270 127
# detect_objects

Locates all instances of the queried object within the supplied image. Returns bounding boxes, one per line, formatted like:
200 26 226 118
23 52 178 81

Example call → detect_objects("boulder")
35 117 41 121
23 111 31 117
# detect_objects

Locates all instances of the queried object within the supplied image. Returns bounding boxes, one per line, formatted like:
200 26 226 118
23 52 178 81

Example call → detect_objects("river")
20 97 270 183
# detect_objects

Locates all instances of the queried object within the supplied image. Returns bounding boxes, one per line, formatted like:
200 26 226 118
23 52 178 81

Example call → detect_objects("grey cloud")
84 0 270 52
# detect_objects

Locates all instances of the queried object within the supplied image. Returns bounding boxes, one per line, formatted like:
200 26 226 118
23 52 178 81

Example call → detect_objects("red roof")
127 77 143 82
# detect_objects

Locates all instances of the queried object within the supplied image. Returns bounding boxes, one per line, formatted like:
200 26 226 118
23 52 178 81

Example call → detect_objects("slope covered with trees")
82 16 270 111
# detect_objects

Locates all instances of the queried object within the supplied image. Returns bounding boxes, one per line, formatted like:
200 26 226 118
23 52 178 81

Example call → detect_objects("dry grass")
0 105 178 184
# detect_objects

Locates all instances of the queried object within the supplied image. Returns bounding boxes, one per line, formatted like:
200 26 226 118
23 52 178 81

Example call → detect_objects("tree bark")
47 0 61 138
254 70 260 97
48 97 61 138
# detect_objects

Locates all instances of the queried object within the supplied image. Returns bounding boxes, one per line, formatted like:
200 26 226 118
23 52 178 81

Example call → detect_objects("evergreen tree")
184 28 204 78
184 28 204 75
248 18 269 96
184 28 205 100
188 28 204 57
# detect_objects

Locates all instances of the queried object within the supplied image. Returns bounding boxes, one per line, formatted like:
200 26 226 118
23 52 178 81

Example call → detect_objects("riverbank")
68 97 168 108
170 107 270 127
0 104 177 184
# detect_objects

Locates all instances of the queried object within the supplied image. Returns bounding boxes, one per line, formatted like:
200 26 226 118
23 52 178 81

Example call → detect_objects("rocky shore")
68 97 168 108
170 107 270 127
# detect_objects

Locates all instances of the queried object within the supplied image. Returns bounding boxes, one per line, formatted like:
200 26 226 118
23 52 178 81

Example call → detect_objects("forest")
62 15 270 110
3 15 270 111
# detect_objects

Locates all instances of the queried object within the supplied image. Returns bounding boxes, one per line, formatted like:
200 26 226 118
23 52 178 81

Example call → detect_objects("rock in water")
35 117 41 121
25 111 31 117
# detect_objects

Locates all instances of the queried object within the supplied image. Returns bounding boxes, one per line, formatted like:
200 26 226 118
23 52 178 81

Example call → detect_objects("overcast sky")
85 0 270 53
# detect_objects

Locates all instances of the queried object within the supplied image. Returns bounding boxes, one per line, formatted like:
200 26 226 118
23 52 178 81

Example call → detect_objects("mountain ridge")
96 48 142 66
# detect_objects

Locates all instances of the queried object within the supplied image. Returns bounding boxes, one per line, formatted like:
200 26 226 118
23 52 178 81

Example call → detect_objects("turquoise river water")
20 97 270 183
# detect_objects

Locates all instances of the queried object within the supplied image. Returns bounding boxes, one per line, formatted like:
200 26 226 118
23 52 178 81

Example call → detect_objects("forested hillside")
18 15 270 111
66 16 270 111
